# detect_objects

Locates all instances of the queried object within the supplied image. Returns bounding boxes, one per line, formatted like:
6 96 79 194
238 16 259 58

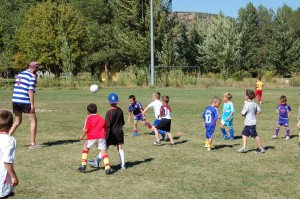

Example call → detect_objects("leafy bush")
289 73 300 87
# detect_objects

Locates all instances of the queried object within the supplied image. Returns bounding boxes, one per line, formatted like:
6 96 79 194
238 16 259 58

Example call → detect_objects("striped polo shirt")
12 70 36 104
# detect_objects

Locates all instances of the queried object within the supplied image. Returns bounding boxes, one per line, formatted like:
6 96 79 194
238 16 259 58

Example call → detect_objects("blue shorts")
134 114 145 121
205 130 215 139
277 118 289 127
221 118 233 128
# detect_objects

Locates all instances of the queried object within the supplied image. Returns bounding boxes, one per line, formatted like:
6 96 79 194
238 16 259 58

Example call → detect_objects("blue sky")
172 0 299 18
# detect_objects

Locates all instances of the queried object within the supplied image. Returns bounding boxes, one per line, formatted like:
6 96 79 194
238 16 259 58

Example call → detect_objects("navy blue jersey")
128 101 143 116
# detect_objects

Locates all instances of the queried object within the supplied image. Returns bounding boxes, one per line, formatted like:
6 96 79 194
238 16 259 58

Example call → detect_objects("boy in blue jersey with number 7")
202 97 224 151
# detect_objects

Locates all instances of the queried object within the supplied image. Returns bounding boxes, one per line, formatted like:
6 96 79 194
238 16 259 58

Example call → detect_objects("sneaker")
222 135 228 140
133 132 139 137
105 169 112 175
237 148 248 153
272 135 278 139
229 137 234 140
255 148 266 154
286 136 290 140
29 143 42 149
87 159 99 168
120 164 126 170
77 165 86 172
207 147 211 151
153 140 161 145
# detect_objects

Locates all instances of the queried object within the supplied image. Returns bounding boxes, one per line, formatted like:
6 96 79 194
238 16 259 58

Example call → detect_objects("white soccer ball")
89 84 99 93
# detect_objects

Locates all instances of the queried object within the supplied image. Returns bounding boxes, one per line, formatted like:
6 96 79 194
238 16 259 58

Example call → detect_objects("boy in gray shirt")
238 90 265 153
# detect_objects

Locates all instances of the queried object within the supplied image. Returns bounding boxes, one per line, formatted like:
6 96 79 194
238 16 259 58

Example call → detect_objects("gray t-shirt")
241 101 261 126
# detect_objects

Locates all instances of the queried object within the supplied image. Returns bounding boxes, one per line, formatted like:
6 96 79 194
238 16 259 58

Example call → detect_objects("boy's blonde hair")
0 110 13 132
153 92 161 100
212 96 221 104
224 93 232 100
162 95 169 103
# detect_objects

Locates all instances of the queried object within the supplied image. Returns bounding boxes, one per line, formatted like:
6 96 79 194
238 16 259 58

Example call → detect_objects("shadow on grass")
214 143 240 150
247 146 275 152
42 139 80 147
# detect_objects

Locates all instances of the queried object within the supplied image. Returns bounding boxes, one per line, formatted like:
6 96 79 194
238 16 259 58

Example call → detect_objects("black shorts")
242 125 258 138
155 119 171 132
12 103 31 113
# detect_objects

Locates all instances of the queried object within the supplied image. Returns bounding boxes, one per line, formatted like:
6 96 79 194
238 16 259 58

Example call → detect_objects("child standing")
106 93 126 170
220 93 235 140
0 110 19 198
152 96 175 145
77 103 111 175
202 97 224 151
143 92 167 140
255 77 264 104
272 95 292 140
238 90 265 153
128 95 152 137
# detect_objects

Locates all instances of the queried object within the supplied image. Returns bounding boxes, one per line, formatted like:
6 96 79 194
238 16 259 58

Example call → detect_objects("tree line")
0 0 299 81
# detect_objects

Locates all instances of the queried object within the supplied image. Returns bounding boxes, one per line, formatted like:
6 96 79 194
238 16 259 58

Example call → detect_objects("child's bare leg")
152 126 160 142
167 132 174 144
242 135 247 148
254 136 263 149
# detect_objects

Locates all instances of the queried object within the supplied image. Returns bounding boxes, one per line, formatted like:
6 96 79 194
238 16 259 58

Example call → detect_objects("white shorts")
85 139 107 150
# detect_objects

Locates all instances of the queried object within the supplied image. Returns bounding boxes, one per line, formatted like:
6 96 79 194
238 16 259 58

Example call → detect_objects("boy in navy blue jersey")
272 95 292 140
202 97 224 151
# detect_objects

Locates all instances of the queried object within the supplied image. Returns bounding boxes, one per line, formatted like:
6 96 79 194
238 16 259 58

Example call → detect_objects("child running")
143 92 167 140
152 96 175 145
128 95 152 137
220 93 235 140
0 110 19 198
272 95 292 140
77 103 111 175
202 97 224 151
238 89 265 154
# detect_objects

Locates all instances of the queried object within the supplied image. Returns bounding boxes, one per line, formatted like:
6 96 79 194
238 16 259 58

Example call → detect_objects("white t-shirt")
147 100 162 119
0 133 16 197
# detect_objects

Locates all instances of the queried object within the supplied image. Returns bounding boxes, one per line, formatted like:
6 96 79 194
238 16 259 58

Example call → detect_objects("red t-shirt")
84 114 107 140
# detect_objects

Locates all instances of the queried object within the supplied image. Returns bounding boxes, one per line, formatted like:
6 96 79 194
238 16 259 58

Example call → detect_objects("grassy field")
0 87 299 199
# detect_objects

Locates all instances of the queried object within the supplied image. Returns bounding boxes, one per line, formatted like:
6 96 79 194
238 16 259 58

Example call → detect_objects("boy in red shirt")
77 103 111 175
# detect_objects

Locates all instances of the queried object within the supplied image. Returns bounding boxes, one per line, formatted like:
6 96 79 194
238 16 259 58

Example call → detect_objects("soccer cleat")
120 164 126 170
87 159 99 168
237 148 248 153
222 134 228 140
170 142 175 146
105 169 112 175
133 132 139 137
255 148 266 154
77 165 86 172
272 135 278 139
286 136 290 140
229 137 234 140
29 143 42 149
207 147 211 151
153 140 161 145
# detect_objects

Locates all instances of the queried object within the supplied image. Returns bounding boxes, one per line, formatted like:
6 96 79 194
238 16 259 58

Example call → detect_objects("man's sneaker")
222 135 228 140
120 164 126 170
153 140 161 145
133 132 139 137
237 148 248 153
105 169 112 175
272 135 278 139
77 165 86 172
29 143 42 149
229 137 234 140
286 136 290 140
255 148 266 154
87 159 99 168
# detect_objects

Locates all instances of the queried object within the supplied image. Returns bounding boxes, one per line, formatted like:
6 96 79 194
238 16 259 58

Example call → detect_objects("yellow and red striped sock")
102 154 111 170
81 149 88 166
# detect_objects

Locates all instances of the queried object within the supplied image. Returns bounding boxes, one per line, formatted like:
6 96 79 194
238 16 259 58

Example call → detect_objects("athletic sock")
286 127 290 136
134 128 138 133
102 154 111 170
119 149 125 166
96 152 102 164
144 122 152 129
229 129 234 138
220 128 227 136
81 149 89 166
275 127 280 136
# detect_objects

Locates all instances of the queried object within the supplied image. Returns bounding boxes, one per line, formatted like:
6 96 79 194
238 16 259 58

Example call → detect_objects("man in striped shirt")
9 62 41 149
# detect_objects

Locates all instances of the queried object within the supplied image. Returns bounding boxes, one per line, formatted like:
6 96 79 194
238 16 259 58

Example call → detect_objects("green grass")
0 87 299 199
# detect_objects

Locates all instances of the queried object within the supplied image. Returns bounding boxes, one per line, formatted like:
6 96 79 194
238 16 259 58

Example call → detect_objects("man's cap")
108 93 119 104
29 62 39 68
